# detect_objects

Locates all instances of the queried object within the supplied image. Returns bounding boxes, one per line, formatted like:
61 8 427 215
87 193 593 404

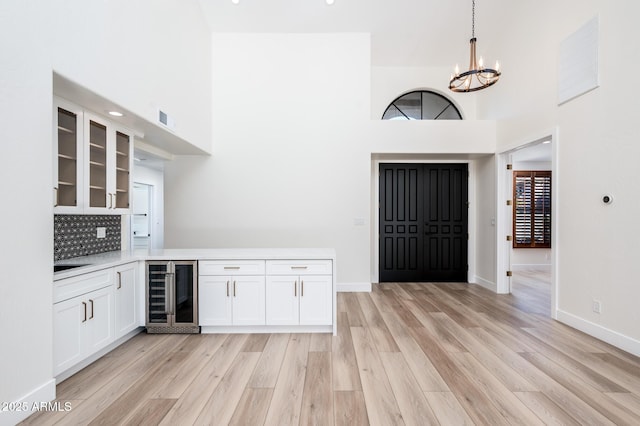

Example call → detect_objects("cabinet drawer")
266 260 332 276
54 268 113 304
199 260 266 276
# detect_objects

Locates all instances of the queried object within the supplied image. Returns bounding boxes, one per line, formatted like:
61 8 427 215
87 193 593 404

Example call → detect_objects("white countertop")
54 248 336 281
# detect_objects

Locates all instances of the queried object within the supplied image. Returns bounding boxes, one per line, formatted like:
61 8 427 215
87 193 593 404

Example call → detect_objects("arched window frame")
381 90 463 120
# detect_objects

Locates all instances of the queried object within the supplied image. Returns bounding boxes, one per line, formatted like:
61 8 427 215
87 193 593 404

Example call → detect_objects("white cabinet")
53 284 114 376
84 112 132 214
53 98 83 213
52 97 132 214
266 260 332 326
114 262 138 339
199 261 266 326
54 261 139 378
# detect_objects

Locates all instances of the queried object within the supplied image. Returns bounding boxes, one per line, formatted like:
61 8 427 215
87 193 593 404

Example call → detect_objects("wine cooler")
146 260 199 333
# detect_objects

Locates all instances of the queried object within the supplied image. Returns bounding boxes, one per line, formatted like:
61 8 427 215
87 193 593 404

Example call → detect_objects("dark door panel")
380 163 468 282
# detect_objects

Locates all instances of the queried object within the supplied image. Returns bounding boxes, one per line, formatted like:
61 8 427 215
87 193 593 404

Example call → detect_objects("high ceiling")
197 0 502 67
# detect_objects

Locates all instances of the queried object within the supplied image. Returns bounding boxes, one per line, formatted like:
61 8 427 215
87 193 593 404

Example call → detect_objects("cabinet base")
146 325 200 334
200 325 334 335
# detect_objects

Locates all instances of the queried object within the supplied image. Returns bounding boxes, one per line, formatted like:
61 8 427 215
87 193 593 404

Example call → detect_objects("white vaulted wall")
164 33 497 286
480 0 640 352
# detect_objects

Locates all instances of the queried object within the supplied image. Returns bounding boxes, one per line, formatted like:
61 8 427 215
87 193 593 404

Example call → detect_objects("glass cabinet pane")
174 264 195 324
115 131 130 209
147 264 168 324
56 108 79 207
89 120 107 208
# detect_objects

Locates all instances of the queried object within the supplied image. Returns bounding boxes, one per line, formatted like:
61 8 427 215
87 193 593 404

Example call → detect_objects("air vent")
157 108 175 131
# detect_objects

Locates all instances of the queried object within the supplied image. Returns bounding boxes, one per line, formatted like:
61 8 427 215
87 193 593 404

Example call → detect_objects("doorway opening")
132 183 153 249
378 163 469 282
497 133 557 318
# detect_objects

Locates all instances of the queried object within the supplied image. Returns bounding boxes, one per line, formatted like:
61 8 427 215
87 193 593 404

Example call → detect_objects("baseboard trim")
0 378 56 426
556 310 640 357
337 282 371 292
472 276 497 292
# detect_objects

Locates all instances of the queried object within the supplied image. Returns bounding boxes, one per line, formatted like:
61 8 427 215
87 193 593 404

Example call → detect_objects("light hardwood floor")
23 272 640 425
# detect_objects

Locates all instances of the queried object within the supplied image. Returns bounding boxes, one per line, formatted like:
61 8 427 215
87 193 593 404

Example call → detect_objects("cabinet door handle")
111 193 115 209
301 280 304 297
89 299 94 319
233 281 236 297
54 187 59 207
226 280 229 297
294 280 297 297
82 301 87 322
117 271 122 289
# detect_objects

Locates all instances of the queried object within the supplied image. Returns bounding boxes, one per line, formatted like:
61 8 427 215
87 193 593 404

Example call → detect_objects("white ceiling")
197 0 498 67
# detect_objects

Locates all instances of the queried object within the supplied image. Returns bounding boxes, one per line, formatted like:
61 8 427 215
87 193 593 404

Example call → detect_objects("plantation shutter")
513 171 551 248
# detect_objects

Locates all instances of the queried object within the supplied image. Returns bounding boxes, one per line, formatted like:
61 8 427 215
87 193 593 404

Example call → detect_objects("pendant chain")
472 0 476 38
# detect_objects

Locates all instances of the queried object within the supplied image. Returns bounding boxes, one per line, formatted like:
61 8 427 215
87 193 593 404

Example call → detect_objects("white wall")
474 155 497 289
0 1 209 423
164 33 497 286
482 0 640 352
51 0 211 153
0 2 56 422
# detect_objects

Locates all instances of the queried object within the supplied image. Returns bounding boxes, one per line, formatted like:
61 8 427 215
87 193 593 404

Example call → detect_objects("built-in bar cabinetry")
53 97 132 214
199 260 266 326
53 261 139 380
198 256 335 334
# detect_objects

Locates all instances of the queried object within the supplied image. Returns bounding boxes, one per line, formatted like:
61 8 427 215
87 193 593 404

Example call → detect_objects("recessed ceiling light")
326 0 335 4
232 0 239 4
108 111 124 117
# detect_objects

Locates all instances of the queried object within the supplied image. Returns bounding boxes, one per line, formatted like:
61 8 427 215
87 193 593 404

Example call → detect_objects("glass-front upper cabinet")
53 98 83 213
53 97 132 214
88 118 108 209
115 131 131 210
83 113 133 214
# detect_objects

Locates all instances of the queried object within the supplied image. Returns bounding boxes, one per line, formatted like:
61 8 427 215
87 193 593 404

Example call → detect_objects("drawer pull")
224 266 241 270
291 266 308 270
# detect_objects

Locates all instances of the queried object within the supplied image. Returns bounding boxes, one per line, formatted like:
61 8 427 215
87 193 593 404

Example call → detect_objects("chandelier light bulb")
495 61 500 71
454 64 460 76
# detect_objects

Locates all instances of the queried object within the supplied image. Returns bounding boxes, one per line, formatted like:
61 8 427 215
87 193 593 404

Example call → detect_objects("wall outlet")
96 227 106 239
592 299 602 314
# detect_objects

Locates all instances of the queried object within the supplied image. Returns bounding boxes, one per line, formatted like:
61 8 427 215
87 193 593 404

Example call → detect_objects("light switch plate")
97 227 106 239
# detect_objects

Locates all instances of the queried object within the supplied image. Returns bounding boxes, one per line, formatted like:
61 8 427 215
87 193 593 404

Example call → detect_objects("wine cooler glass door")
147 263 169 324
174 262 197 325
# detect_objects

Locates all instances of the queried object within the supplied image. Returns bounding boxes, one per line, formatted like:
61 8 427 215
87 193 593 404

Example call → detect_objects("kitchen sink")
54 264 90 272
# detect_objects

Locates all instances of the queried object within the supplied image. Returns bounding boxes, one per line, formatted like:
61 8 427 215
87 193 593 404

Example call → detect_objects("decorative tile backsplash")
54 215 121 260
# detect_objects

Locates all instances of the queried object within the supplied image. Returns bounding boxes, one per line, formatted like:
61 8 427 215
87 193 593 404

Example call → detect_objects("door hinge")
506 235 513 241
507 164 513 170
506 200 512 206
506 270 513 277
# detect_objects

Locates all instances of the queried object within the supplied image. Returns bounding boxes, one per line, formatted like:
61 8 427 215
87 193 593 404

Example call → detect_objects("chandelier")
449 0 501 92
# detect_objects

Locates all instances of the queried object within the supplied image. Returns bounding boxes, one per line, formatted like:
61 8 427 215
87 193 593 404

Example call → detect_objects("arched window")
382 90 462 120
